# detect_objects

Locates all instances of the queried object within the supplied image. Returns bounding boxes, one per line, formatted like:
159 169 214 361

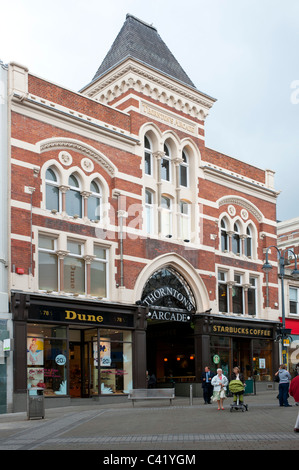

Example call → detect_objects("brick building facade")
6 15 282 411
277 217 299 374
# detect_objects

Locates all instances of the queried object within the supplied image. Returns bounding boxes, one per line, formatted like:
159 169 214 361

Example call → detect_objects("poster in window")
100 339 111 366
27 337 44 366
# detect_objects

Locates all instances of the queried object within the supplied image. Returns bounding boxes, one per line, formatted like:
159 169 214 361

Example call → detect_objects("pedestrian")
289 374 299 405
230 366 246 404
201 366 214 404
211 368 228 410
275 364 292 407
148 372 157 388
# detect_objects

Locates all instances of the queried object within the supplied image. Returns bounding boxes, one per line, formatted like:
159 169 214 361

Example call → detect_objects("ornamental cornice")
83 60 215 120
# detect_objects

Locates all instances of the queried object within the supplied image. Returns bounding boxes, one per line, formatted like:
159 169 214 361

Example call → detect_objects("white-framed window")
88 180 102 221
220 219 228 252
90 245 108 298
38 235 58 291
232 274 243 314
45 167 60 212
180 200 191 241
245 226 252 258
290 287 299 314
145 189 155 234
161 195 172 237
248 277 257 316
161 143 171 182
232 222 241 255
218 270 228 313
66 174 82 218
180 150 189 187
64 240 85 294
144 135 153 176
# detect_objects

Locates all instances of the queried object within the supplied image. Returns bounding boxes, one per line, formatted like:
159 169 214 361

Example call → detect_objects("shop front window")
100 329 132 394
288 336 299 376
252 339 272 381
27 325 67 396
210 336 231 377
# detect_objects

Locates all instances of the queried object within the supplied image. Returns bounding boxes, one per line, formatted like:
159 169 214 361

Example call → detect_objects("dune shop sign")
28 304 134 328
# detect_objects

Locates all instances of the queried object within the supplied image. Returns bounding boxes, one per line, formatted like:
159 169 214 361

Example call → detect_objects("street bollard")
190 384 193 406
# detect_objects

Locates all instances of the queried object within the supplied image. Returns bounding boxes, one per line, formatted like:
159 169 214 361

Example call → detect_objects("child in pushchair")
229 379 248 411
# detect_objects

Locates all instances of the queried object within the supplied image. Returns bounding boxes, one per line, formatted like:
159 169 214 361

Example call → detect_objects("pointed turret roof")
92 14 196 88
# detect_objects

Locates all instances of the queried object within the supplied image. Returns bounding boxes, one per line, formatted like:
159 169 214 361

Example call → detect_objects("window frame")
64 239 86 295
66 174 83 218
88 179 102 221
90 245 108 299
144 135 153 176
45 167 61 213
218 270 228 313
180 200 191 241
38 234 59 292
161 195 172 237
180 150 189 187
161 143 171 182
290 286 299 314
145 189 155 235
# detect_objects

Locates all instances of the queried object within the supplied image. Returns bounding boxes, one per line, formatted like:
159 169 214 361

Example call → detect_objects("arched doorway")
141 266 197 385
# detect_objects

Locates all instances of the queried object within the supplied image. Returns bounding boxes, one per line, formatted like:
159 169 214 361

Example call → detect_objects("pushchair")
229 380 248 412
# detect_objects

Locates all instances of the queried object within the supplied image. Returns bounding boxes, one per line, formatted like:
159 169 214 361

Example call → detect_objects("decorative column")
243 284 251 315
59 185 69 215
227 280 236 313
83 255 96 295
240 234 247 256
81 191 92 220
55 250 69 293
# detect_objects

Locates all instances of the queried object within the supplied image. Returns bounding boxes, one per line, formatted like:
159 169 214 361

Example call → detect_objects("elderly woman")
211 368 229 410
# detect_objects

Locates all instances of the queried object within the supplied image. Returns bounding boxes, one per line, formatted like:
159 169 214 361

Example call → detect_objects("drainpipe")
112 190 126 287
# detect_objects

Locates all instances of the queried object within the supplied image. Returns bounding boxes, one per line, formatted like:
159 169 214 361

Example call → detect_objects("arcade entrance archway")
141 267 197 384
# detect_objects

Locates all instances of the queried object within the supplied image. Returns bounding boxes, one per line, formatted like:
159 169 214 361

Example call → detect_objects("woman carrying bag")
211 368 229 410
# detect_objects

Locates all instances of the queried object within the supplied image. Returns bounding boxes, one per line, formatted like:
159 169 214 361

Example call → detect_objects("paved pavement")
0 390 298 453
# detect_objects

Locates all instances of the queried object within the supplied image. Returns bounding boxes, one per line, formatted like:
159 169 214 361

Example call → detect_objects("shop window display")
99 329 133 394
27 325 67 396
252 339 272 381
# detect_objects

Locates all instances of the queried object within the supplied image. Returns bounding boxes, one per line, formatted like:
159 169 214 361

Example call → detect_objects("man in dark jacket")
201 366 214 404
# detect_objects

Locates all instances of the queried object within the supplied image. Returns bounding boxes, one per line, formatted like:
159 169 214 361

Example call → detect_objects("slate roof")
92 14 196 88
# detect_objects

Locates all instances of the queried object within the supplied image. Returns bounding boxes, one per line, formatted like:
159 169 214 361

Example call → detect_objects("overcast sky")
1 0 298 222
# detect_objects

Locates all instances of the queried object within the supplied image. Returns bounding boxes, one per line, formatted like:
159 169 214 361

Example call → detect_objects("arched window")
161 195 172 237
221 219 228 252
45 167 60 212
88 180 101 221
245 226 252 257
144 135 153 176
232 222 241 255
66 174 82 218
161 143 171 182
180 150 189 187
145 189 154 234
